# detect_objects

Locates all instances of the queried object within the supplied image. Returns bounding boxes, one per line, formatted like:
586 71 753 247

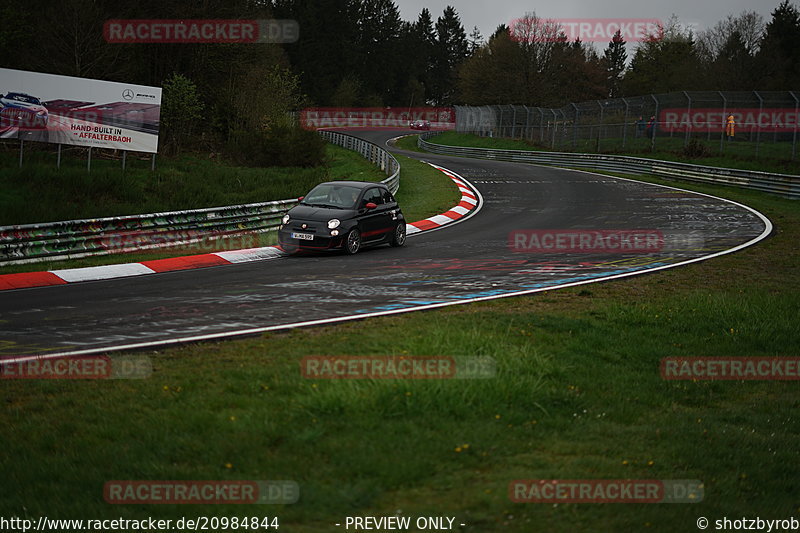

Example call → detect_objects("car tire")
390 222 406 247
344 228 361 254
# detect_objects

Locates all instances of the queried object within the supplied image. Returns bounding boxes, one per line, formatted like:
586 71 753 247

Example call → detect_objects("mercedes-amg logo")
122 89 134 100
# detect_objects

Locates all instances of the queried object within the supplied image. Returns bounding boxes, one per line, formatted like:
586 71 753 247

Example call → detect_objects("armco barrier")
0 131 400 264
418 132 800 199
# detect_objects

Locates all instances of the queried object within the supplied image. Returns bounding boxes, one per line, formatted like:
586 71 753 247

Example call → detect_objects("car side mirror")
298 196 304 202
365 202 378 210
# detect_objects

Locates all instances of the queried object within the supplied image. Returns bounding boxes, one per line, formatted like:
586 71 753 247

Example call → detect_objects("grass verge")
0 168 797 531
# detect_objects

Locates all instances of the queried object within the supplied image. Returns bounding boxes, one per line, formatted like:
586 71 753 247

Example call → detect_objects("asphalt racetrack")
0 129 771 359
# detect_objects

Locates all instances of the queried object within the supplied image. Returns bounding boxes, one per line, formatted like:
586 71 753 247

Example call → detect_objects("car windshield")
7 94 40 105
301 184 361 209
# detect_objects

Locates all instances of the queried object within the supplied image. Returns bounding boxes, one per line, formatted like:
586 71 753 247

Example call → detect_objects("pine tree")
603 30 627 98
468 26 484 54
431 6 469 105
755 0 800 89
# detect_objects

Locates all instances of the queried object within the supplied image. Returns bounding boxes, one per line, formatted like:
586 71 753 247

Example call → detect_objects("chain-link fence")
455 91 800 160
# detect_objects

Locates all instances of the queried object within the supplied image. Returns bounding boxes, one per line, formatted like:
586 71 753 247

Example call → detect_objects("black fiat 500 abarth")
278 181 406 254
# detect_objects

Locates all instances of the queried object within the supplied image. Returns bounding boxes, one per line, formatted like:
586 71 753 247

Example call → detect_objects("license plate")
291 232 314 241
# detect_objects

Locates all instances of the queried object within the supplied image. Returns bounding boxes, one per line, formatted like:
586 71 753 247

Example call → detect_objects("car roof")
319 180 387 190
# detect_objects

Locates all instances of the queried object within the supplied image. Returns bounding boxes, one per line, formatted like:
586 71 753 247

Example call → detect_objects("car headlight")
327 219 340 229
282 214 290 224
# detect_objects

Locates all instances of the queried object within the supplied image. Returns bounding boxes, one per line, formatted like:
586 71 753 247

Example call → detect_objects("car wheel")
390 222 406 247
344 228 361 254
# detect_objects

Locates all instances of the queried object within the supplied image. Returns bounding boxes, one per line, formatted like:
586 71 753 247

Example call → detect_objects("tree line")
460 1 800 106
1 0 798 161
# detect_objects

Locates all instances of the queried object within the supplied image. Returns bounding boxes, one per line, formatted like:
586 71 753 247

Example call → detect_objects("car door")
358 187 391 242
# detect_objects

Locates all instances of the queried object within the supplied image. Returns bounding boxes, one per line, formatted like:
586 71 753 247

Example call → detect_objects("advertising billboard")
0 68 161 153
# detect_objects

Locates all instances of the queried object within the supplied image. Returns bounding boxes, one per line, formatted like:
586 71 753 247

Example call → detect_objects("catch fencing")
455 91 800 160
0 131 400 264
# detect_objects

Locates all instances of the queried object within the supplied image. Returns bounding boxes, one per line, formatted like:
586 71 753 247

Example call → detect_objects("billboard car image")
0 92 49 130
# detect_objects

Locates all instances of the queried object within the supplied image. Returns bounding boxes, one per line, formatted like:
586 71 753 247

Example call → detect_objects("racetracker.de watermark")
101 231 259 255
300 107 455 130
103 19 299 43
104 480 299 504
509 229 704 254
509 18 663 43
509 479 704 503
661 357 800 381
301 356 496 379
0 355 151 379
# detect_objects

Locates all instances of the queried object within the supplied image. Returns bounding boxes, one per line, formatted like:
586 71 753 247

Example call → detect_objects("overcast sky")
395 0 783 50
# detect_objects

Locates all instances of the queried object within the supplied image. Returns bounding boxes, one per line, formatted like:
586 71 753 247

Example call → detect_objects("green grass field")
422 131 800 176
1 164 797 531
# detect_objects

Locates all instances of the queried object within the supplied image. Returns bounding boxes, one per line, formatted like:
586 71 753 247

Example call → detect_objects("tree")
161 73 204 154
603 30 627 98
458 27 526 104
430 6 469 105
330 75 363 107
508 12 563 103
231 65 308 133
467 26 484 54
623 16 703 95
397 9 438 104
272 0 362 105
755 0 800 89
696 11 765 61
357 0 403 104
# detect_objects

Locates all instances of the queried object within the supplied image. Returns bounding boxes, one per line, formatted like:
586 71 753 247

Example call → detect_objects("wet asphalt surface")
0 129 770 358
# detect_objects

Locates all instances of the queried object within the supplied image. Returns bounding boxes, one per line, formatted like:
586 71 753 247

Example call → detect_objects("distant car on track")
278 181 406 255
0 92 49 129
409 119 431 130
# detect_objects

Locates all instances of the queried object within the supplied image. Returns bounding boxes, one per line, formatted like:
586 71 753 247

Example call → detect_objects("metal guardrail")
1 131 401 264
419 132 800 199
319 130 400 194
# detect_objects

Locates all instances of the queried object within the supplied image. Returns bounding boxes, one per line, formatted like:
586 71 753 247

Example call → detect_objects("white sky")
395 0 782 51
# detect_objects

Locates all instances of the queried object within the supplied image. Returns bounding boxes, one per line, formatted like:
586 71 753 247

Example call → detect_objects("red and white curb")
0 166 480 292
407 164 480 234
